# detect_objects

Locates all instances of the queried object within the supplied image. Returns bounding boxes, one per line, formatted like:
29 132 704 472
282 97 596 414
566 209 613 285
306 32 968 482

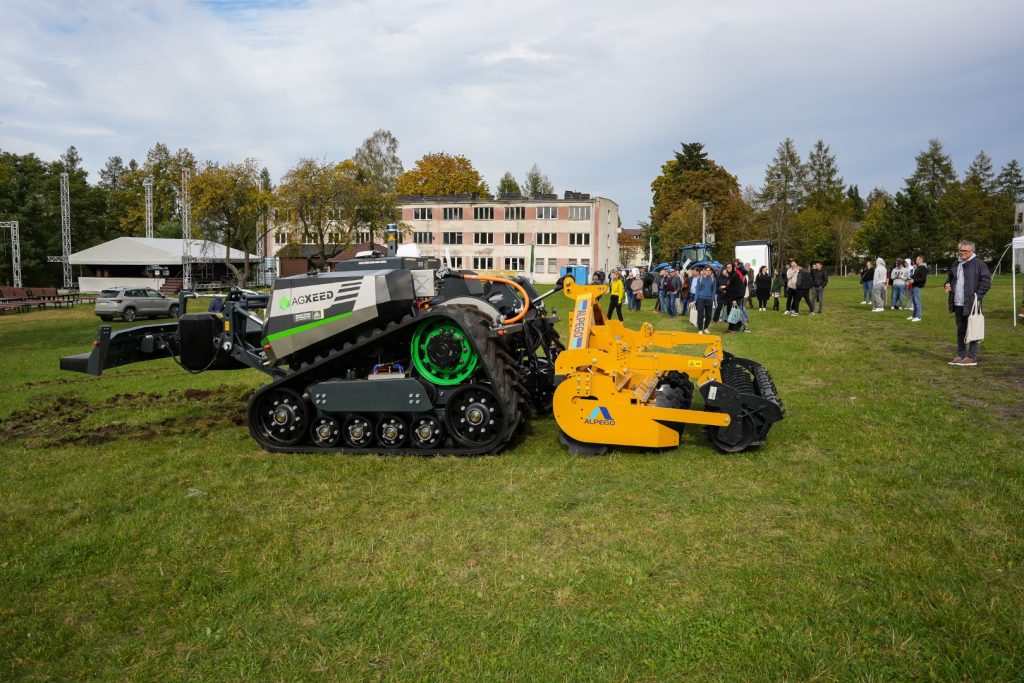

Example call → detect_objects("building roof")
398 190 603 204
69 237 258 266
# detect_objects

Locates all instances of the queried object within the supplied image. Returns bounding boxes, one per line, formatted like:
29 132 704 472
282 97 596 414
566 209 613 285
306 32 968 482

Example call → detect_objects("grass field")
2 277 1023 681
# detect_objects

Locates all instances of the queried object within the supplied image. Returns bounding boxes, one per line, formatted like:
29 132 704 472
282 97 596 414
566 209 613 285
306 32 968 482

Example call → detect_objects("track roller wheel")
446 385 504 450
410 415 445 449
310 415 341 448
342 415 374 448
377 414 408 449
251 388 309 447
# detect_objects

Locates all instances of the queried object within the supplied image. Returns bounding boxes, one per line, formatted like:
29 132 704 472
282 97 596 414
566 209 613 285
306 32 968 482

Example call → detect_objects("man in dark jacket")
944 240 991 366
809 262 829 314
908 255 927 322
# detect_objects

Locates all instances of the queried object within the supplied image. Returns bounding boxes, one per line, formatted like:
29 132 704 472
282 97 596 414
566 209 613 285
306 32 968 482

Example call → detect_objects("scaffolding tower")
143 176 154 239
180 168 192 291
0 221 20 287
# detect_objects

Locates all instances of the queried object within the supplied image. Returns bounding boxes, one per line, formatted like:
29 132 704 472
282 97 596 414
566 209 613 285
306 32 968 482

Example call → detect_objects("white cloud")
0 0 1021 225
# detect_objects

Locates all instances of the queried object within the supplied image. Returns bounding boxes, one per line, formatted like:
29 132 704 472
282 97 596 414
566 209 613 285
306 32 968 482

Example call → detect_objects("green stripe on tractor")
261 311 353 346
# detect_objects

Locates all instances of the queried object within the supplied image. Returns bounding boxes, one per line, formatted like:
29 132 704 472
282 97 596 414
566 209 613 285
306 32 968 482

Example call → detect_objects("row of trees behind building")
1 132 1021 286
646 139 1023 272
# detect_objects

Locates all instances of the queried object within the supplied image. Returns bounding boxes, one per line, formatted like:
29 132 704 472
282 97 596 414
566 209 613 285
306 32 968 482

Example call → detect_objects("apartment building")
397 191 620 284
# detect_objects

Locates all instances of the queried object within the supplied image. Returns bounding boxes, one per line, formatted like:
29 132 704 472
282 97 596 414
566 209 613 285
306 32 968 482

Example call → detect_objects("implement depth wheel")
411 318 478 386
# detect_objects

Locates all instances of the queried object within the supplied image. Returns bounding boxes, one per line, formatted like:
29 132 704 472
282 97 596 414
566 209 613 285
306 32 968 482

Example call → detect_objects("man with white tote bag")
944 240 991 367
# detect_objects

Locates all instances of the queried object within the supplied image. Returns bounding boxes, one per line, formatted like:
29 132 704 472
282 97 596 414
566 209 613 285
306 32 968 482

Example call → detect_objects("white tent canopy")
69 237 257 266
1013 235 1024 327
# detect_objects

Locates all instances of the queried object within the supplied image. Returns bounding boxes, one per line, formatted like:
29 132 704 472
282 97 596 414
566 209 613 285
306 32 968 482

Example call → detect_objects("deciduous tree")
396 152 489 198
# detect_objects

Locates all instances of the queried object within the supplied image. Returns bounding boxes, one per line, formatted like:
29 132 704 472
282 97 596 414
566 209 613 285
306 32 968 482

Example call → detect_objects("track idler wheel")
446 384 504 450
250 387 310 448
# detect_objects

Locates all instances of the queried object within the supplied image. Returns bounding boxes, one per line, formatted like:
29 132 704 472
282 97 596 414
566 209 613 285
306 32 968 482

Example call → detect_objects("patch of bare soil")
0 386 253 449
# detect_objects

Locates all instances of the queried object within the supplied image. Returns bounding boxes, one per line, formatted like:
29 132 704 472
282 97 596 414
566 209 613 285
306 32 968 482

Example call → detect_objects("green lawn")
2 277 1023 681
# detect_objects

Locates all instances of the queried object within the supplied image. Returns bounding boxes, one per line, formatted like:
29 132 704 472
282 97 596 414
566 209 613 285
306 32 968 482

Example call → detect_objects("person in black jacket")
809 262 829 314
725 263 748 332
712 264 730 323
944 240 991 366
859 260 874 304
908 255 927 322
755 266 772 311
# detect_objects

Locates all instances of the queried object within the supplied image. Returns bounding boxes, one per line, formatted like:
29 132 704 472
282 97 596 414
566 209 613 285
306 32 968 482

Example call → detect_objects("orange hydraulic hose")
459 274 530 325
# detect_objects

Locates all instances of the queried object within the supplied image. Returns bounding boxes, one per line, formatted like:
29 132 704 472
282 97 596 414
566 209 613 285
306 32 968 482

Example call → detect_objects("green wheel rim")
411 318 478 385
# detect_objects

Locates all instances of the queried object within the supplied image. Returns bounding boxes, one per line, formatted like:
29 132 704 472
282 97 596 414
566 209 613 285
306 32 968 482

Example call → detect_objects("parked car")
94 287 180 322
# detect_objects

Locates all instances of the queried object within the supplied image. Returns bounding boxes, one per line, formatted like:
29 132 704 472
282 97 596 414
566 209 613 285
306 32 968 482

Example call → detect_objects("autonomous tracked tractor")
552 277 784 455
61 254 564 455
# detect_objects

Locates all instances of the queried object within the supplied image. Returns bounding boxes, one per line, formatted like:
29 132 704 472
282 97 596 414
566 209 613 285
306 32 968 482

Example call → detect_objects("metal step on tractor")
60 257 783 455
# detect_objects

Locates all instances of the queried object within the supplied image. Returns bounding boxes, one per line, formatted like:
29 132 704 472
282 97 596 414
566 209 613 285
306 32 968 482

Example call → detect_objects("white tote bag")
965 295 985 343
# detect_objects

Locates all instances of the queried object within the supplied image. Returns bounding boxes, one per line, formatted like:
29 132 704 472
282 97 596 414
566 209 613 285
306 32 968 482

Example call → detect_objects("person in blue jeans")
692 266 716 332
663 268 679 317
860 260 874 304
908 255 927 321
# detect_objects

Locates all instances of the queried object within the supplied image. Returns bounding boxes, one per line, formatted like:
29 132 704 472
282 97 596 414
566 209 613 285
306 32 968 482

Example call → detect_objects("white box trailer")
734 240 771 272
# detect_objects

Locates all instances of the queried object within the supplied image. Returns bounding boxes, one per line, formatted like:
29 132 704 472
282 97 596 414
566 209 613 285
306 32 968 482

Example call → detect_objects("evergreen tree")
758 138 805 267
803 139 844 210
846 185 865 221
964 151 996 193
496 172 521 198
996 160 1024 201
673 142 709 173
522 164 554 197
906 138 955 203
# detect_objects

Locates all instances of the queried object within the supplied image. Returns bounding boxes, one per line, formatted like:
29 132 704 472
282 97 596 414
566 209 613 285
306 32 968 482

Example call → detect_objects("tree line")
0 131 555 286
646 139 1023 272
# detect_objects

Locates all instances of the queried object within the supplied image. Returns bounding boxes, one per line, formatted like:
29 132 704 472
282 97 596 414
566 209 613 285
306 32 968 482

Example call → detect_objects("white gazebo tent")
1013 235 1024 327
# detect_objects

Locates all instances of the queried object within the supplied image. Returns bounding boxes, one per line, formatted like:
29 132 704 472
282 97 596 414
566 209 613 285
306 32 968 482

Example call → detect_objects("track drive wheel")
446 384 504 450
250 387 309 447
411 318 479 386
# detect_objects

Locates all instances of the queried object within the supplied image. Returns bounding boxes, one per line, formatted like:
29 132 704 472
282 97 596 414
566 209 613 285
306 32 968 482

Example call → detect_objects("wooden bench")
29 287 75 309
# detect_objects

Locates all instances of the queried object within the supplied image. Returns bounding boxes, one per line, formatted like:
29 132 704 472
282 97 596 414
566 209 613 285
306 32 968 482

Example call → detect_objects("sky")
1 0 1022 227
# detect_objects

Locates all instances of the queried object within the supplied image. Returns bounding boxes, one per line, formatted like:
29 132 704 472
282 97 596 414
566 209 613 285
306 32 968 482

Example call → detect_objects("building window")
275 231 287 243
504 206 526 220
472 256 493 270
474 232 494 245
581 259 590 268
569 232 590 246
536 232 557 245
534 258 545 273
505 232 525 245
473 206 494 220
414 231 433 244
537 206 558 220
450 256 463 269
443 232 463 245
569 206 591 221
504 257 525 271
413 208 433 220
356 231 371 243
548 259 558 274
443 207 463 220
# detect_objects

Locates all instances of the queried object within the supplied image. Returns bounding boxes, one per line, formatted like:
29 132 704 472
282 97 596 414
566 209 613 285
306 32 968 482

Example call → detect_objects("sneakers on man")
948 356 965 365
910 318 921 322
872 308 884 312
860 301 867 304
906 316 914 320
953 358 978 366
791 311 799 316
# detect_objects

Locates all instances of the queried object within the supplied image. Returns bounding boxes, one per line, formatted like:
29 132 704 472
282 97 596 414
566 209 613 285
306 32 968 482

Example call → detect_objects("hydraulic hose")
452 273 531 325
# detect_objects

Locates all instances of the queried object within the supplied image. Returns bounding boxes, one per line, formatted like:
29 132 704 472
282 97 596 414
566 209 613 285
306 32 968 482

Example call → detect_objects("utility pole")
0 221 21 287
143 176 154 239
701 202 713 244
181 168 192 291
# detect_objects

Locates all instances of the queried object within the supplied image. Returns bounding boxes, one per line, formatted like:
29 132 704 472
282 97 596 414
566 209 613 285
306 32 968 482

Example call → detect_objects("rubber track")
247 306 523 455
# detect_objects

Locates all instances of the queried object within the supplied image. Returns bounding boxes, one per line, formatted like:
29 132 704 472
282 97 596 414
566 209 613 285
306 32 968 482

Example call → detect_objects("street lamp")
701 202 713 244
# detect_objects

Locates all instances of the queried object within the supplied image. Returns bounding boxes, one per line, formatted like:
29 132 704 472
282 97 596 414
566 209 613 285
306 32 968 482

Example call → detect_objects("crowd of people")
599 237 995 368
605 259 840 335
858 256 930 321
